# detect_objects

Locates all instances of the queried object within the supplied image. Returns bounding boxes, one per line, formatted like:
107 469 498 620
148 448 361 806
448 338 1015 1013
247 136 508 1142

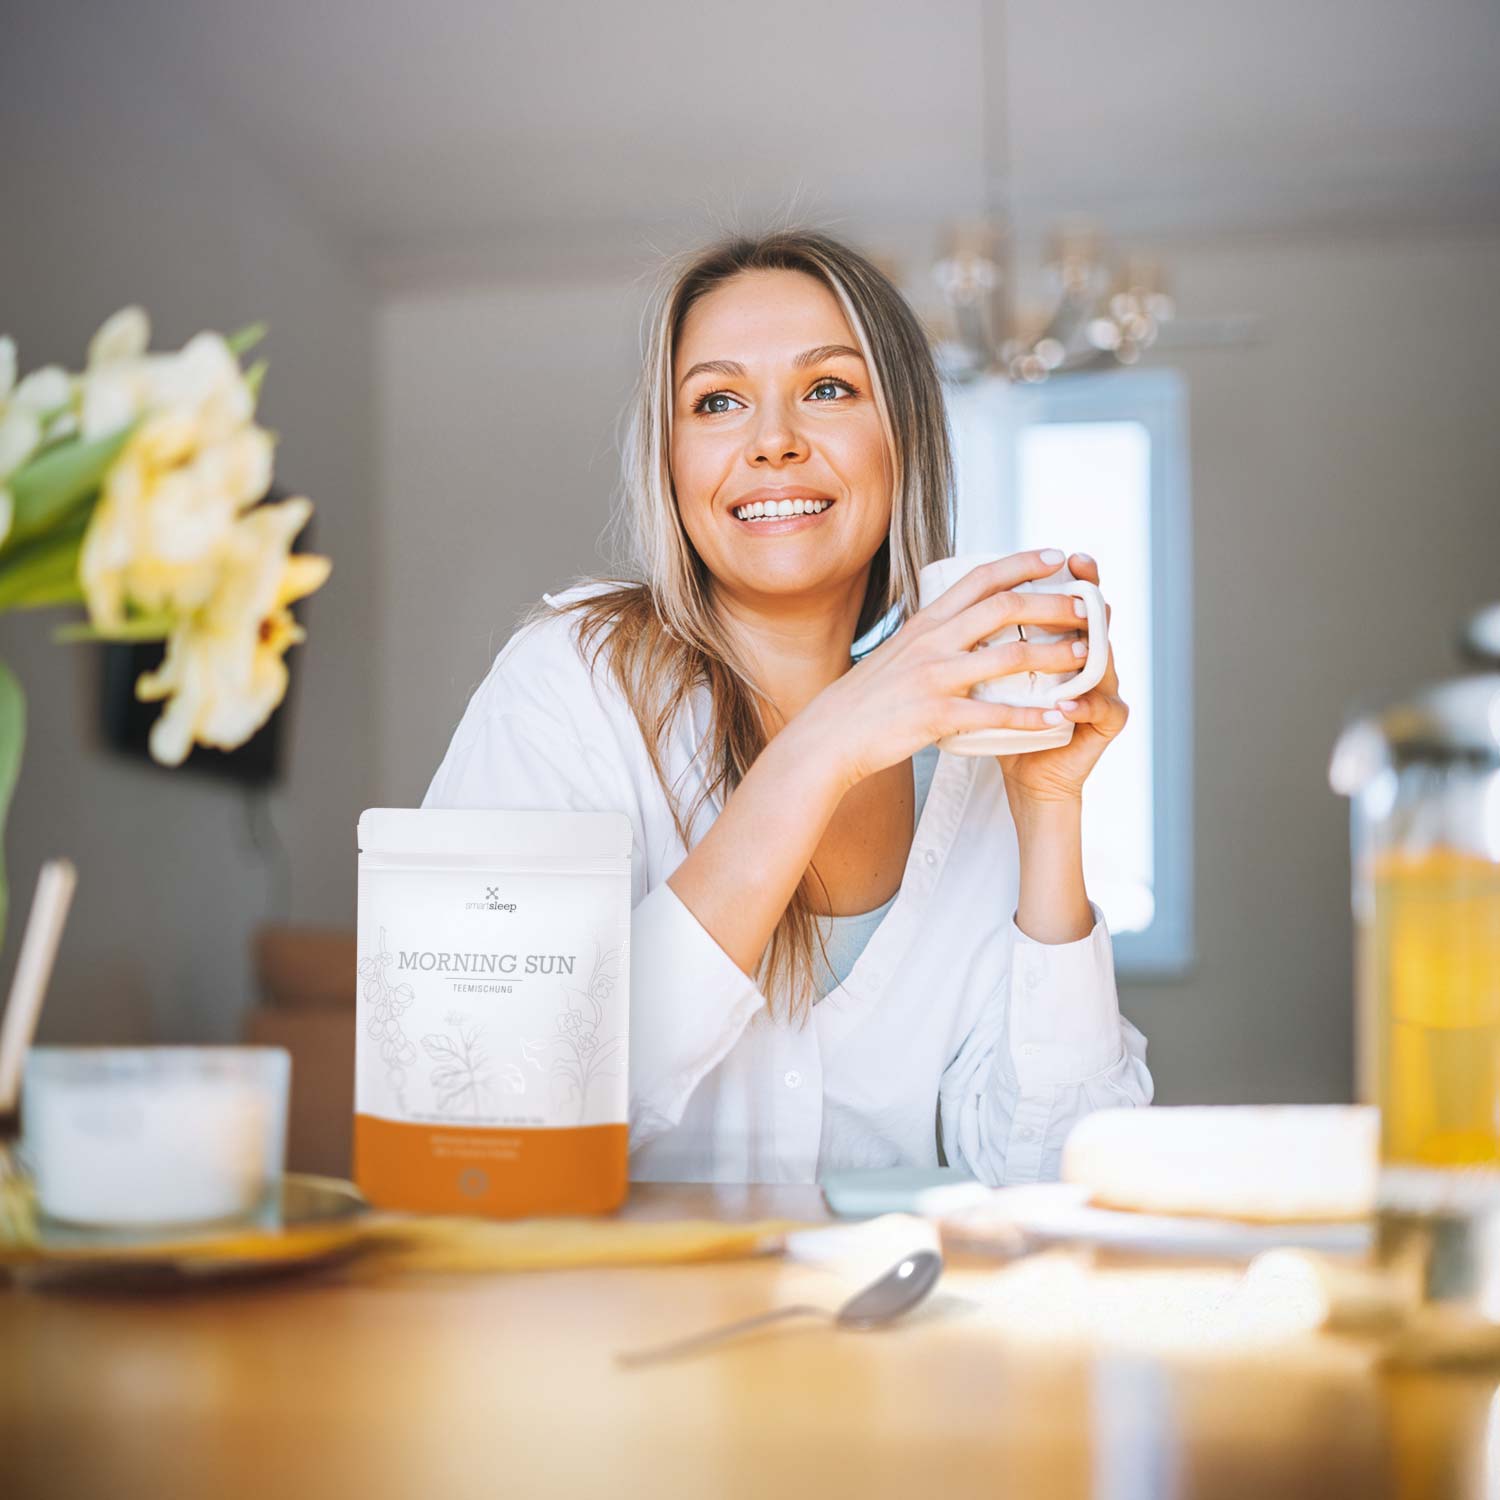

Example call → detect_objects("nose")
746 393 805 466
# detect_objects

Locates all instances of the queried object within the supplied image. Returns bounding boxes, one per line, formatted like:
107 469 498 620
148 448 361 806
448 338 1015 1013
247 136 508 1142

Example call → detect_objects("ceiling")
44 0 1500 286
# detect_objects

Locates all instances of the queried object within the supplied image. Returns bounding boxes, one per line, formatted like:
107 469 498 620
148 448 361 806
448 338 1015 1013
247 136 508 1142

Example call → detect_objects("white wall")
376 228 1500 1108
0 9 378 1041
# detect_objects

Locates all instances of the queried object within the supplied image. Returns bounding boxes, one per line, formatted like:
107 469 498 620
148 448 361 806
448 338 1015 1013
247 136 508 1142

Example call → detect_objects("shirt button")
1018 1127 1038 1142
923 849 938 866
1024 964 1043 992
1020 1043 1040 1057
783 1070 802 1089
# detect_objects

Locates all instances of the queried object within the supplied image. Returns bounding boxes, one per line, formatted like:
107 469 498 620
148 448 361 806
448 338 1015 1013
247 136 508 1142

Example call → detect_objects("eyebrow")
676 343 866 393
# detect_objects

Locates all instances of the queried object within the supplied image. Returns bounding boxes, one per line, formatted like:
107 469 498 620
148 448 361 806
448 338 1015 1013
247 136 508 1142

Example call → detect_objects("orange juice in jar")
1373 847 1500 1168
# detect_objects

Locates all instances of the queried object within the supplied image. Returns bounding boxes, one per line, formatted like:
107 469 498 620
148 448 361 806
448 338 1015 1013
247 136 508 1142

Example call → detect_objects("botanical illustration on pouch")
359 926 417 1110
421 1012 501 1119
522 939 624 1123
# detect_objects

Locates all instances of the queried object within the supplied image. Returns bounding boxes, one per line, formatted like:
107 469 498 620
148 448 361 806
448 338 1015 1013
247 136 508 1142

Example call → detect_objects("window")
946 369 1193 974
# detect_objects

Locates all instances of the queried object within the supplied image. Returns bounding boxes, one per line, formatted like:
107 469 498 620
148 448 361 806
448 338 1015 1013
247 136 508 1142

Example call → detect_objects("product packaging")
355 808 632 1217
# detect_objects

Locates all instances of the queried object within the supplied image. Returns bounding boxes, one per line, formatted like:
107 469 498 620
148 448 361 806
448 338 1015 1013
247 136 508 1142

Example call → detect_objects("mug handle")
1042 582 1109 704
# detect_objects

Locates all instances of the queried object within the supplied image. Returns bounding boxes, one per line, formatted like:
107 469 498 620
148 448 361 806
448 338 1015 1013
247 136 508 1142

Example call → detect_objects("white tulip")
0 407 40 484
11 365 72 416
87 306 150 368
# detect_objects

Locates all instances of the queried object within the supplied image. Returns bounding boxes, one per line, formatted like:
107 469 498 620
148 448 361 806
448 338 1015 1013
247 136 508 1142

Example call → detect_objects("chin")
735 559 863 597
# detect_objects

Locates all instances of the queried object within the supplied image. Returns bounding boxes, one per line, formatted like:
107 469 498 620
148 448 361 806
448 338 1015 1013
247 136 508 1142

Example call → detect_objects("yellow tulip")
135 496 331 767
78 352 274 629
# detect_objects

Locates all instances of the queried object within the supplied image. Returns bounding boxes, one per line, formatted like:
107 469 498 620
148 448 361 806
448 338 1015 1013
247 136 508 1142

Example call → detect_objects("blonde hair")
523 225 956 1023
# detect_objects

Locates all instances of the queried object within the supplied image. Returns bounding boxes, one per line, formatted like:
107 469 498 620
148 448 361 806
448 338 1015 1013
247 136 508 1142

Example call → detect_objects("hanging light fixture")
929 5 1175 383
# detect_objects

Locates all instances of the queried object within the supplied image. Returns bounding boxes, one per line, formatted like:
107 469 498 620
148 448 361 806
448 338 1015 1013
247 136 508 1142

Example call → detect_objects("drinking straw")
0 859 78 1115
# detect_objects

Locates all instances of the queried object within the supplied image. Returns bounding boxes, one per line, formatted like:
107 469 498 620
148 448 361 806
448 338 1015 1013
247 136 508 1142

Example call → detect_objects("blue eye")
809 377 858 401
695 390 742 416
690 375 860 416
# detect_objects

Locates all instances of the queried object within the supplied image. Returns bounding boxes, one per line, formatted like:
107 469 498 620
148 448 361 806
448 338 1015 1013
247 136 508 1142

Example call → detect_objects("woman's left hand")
997 553 1129 805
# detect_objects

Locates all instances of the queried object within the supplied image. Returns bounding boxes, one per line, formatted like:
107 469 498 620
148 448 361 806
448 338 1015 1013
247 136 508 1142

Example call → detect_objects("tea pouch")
355 808 633 1217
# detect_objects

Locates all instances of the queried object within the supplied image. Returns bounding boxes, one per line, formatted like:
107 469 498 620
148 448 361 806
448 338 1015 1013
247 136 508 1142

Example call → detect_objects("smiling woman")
680 335 878 554
422 226 1152 1185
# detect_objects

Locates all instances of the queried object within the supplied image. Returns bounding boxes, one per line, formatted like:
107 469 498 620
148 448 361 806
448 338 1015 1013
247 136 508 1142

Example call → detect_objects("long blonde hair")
523 225 956 1023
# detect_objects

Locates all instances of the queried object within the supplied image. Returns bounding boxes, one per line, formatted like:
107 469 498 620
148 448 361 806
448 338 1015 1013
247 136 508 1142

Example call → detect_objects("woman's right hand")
793 549 1097 793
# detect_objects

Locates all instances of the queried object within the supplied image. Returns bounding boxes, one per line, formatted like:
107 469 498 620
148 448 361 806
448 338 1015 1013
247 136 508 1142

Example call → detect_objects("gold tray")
0 1171 369 1286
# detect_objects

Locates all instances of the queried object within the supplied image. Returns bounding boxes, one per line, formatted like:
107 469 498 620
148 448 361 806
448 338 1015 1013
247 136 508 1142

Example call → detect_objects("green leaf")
226 321 267 357
0 513 88 611
244 357 268 401
2 422 136 554
0 661 24 951
54 612 172 644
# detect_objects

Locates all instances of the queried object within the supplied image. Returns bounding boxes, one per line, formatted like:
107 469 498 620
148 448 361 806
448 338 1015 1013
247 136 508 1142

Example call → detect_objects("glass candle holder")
20 1046 290 1230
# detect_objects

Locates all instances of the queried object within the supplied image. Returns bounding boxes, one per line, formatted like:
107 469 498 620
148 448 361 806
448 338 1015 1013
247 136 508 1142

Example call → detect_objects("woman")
423 227 1153 1185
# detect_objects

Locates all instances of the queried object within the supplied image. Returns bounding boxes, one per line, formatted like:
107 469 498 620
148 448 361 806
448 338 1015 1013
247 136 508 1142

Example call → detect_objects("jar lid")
1460 602 1500 668
1378 673 1500 767
1330 605 1500 792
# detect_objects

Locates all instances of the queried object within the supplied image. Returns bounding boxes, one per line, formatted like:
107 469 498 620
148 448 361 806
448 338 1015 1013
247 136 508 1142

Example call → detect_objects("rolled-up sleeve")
421 678 765 1153
939 902 1153 1186
626 879 765 1141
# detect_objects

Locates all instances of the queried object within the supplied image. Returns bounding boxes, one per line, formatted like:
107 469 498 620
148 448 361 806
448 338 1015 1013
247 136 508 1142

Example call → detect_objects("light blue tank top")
811 744 940 1002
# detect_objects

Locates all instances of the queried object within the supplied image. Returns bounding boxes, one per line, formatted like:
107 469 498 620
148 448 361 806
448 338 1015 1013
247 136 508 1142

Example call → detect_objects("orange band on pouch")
354 1114 628 1218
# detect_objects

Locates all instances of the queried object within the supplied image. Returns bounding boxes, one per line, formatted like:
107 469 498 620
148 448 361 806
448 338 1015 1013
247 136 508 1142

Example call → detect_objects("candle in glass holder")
21 1046 290 1229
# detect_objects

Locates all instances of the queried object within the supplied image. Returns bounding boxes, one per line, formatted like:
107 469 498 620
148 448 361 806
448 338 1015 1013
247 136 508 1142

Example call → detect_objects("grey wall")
0 10 378 1042
376 228 1500 1108
376 280 642 801
1125 230 1500 1105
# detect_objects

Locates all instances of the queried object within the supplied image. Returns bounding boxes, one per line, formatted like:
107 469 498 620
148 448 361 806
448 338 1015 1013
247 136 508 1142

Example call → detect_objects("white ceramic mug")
916 552 1110 756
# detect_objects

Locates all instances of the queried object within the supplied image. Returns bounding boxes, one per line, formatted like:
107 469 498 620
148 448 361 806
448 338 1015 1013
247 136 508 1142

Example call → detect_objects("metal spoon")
615 1248 944 1368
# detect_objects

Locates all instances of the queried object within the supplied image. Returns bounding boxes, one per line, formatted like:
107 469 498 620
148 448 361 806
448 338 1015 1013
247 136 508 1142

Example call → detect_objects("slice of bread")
1061 1105 1378 1223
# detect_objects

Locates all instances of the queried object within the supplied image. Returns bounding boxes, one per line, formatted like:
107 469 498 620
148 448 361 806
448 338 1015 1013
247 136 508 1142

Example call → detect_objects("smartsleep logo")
466 886 518 913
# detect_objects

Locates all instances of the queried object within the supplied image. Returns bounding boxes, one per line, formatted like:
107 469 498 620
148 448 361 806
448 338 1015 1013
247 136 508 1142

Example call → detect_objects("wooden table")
5 1182 1499 1499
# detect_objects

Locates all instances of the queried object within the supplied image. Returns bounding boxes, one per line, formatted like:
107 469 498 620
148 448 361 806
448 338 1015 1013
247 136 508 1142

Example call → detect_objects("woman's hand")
996 552 1129 808
789 548 1102 794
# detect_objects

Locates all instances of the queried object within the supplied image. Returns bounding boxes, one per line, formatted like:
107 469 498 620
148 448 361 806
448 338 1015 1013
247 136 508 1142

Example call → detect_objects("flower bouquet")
0 307 331 948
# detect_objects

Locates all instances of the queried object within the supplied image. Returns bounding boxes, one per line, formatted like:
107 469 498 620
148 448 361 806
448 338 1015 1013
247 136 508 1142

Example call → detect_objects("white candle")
22 1047 290 1229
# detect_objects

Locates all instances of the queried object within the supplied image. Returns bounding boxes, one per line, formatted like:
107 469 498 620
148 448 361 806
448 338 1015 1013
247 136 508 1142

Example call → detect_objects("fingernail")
1073 598 1087 618
1056 699 1079 711
1071 640 1088 657
1043 710 1065 725
1040 548 1064 565
1075 552 1095 565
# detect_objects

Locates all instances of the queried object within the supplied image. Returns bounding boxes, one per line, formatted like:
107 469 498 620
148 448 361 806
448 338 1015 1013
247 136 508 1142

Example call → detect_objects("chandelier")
918 0 1175 385
929 218 1176 385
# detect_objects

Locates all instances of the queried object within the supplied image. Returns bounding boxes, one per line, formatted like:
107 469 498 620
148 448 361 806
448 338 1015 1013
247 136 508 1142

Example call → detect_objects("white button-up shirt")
422 583 1154 1185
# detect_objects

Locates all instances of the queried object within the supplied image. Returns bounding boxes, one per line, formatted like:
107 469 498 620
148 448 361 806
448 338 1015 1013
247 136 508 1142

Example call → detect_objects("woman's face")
670 268 893 612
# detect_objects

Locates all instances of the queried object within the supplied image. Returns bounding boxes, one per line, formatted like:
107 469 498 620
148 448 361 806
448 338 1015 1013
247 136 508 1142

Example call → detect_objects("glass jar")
1330 605 1500 1313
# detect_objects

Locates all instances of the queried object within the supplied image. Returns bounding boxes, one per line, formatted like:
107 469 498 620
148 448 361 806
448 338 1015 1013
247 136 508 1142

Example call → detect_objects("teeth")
734 498 832 521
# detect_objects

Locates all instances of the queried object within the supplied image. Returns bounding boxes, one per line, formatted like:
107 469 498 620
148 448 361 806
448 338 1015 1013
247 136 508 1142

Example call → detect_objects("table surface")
5 1181 1499 1500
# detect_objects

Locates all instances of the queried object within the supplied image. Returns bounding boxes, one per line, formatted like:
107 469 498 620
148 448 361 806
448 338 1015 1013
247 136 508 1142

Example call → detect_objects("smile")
732 497 834 525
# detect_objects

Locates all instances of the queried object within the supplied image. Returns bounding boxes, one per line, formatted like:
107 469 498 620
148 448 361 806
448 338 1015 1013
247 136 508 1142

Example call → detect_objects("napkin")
346 1212 812 1277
